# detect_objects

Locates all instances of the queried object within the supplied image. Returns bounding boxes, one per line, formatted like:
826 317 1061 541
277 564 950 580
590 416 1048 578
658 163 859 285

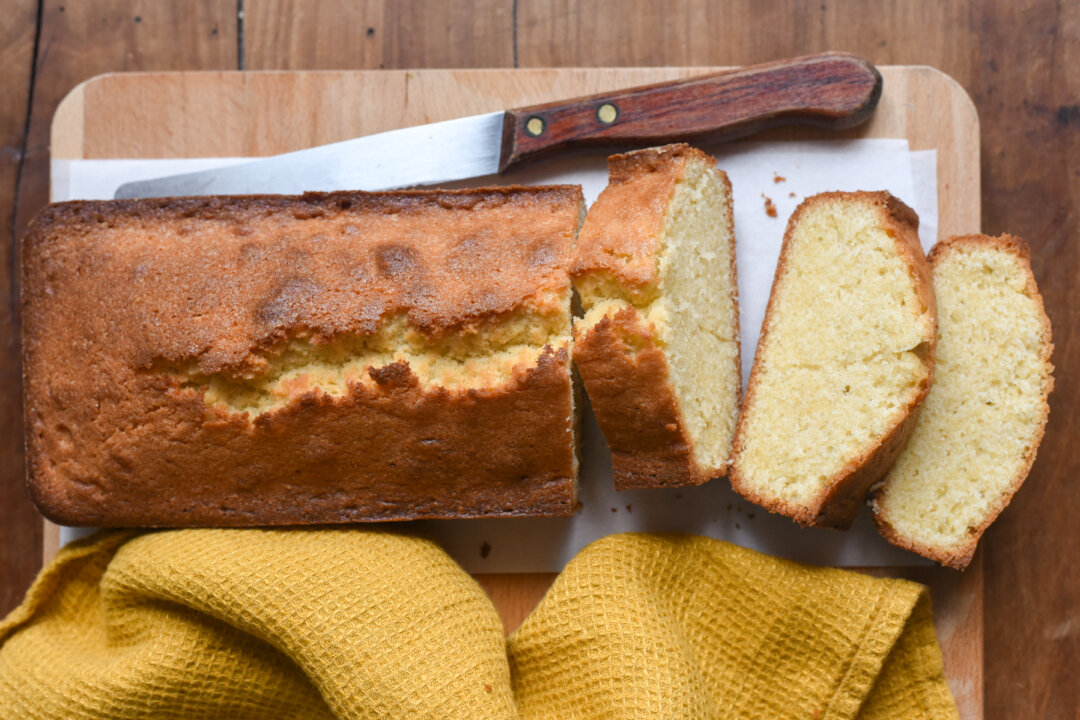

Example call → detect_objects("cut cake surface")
730 191 936 528
871 234 1054 568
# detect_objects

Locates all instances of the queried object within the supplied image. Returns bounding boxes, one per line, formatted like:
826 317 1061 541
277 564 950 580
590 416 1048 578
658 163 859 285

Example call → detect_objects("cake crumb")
735 522 741 529
773 173 786 183
748 512 756 520
625 504 633 513
610 507 617 513
727 503 733 511
789 191 796 198
484 683 493 694
762 194 778 217
479 541 491 559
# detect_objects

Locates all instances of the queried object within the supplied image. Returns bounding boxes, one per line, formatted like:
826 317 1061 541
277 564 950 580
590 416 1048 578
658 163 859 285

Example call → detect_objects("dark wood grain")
973 2 1080 717
499 52 881 171
515 0 982 68
243 0 515 69
0 0 40 615
2 1 1078 717
13 1 238 241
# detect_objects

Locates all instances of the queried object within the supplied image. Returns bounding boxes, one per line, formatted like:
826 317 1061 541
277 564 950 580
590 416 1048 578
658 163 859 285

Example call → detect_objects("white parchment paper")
53 139 939 569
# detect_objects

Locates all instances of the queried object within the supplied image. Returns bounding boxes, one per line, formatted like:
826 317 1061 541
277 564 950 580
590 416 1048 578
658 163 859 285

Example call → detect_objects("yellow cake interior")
576 157 740 471
874 244 1051 551
173 300 572 417
736 198 934 506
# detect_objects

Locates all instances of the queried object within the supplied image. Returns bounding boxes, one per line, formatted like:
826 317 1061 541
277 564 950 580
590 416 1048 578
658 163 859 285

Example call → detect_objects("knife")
114 52 882 199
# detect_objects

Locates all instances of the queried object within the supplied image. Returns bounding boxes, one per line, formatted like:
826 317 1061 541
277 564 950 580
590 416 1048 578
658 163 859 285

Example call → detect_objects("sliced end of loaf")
730 191 936 528
871 234 1054 568
572 144 741 488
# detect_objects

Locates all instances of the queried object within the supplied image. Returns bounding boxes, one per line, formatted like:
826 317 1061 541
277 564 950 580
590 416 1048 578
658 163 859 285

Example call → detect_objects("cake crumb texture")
872 234 1053 568
730 191 936 528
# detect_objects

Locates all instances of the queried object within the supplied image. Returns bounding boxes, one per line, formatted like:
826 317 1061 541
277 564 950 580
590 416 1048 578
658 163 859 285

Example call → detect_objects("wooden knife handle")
499 52 882 172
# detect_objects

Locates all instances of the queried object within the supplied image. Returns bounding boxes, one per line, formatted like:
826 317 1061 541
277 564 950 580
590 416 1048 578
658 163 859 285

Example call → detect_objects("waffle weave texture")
0 530 958 719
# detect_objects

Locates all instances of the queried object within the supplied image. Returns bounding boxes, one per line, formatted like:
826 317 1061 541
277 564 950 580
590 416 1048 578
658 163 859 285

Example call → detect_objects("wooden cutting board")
45 66 982 718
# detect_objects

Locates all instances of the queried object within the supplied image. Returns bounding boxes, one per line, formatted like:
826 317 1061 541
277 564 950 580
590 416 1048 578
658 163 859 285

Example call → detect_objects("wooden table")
1 3 1077 718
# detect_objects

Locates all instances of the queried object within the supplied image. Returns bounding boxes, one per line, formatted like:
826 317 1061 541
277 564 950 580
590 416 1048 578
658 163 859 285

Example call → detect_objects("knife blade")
114 52 882 199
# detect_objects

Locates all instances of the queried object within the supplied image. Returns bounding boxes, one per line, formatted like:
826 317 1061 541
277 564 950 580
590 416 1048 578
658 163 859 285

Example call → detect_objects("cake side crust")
573 306 715 489
27 345 576 526
571 143 708 295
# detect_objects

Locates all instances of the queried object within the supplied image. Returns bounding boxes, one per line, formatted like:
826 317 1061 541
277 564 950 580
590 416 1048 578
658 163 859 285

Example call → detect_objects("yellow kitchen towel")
0 530 958 719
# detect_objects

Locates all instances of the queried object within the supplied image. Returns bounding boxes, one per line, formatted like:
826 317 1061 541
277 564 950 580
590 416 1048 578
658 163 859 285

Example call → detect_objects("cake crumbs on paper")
762 194 778 217
625 504 633 513
789 191 797 198
735 522 741 529
773 173 786 183
610 507 617 513
479 541 491 559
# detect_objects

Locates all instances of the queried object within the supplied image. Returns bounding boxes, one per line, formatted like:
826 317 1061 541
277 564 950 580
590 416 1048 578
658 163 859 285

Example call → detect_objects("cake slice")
729 191 936 528
571 144 740 489
871 235 1053 568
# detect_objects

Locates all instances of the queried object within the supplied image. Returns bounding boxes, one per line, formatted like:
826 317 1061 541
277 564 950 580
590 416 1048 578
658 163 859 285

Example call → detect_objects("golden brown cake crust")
871 233 1054 569
23 187 583 526
730 191 936 529
571 144 736 489
572 307 712 489
570 143 716 294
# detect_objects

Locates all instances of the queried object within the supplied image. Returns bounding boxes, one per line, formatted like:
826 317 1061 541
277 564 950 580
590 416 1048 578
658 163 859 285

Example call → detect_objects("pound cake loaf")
871 235 1053 569
729 192 936 528
571 144 740 489
22 187 584 526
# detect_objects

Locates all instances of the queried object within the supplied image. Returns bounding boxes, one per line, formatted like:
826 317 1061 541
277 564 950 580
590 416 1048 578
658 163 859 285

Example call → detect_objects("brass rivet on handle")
525 117 545 136
597 103 618 124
